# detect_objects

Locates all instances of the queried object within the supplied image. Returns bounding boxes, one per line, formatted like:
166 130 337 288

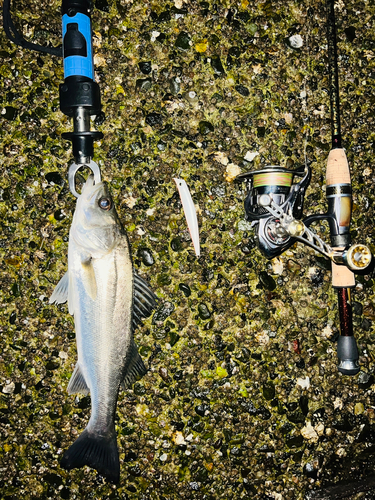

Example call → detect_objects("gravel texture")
1 0 375 499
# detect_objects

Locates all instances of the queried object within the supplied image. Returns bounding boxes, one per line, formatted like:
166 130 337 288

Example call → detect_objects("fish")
49 175 157 483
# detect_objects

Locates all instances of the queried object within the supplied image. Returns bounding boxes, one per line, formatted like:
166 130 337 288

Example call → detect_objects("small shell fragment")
173 178 200 257
288 34 303 49
225 163 241 182
244 151 259 162
272 257 284 275
296 376 310 389
301 422 319 442
172 431 186 445
2 382 15 394
214 151 229 166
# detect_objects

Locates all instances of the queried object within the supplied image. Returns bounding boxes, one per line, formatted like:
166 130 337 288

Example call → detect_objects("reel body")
237 165 371 272
237 165 310 259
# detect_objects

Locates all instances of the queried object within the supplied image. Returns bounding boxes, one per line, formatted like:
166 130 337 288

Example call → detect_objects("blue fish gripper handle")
59 0 102 163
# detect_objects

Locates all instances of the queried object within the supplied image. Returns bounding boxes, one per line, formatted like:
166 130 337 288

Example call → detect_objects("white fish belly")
70 236 133 435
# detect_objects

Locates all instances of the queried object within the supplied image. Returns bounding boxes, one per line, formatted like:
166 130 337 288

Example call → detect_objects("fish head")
71 176 121 255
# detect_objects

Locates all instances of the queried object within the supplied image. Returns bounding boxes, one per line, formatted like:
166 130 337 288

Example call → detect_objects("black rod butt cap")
337 335 360 376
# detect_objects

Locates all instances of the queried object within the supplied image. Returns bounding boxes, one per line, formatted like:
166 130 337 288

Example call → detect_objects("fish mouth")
89 182 106 202
81 176 108 203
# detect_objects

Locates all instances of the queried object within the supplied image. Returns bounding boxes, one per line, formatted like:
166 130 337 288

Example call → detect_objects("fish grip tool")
60 0 103 193
2 0 103 192
236 1 372 375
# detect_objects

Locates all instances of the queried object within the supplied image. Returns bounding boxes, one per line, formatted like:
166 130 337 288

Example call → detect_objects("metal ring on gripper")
68 160 102 198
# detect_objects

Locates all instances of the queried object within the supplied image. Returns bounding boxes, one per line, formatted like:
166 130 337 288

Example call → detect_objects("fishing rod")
324 0 358 375
3 0 103 195
236 1 372 375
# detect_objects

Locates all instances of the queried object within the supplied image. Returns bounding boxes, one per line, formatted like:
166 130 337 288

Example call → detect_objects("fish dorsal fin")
81 258 97 301
67 363 90 395
49 271 69 305
122 341 147 390
132 273 158 330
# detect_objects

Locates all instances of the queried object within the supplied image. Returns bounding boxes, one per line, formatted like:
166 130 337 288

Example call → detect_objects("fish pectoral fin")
133 273 158 330
67 364 90 395
122 341 147 390
81 258 97 301
49 271 69 305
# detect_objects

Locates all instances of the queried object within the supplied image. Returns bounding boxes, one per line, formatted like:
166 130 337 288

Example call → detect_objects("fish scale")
75 244 133 432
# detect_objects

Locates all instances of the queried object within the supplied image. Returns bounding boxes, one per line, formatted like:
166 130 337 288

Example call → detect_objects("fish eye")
98 197 112 210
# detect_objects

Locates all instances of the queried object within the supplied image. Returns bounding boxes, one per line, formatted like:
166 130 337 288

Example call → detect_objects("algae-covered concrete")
1 0 375 498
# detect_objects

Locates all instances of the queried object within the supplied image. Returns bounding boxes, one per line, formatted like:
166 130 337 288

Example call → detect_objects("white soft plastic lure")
173 178 200 257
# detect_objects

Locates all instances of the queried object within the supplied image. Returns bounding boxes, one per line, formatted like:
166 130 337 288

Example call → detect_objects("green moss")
1 0 374 498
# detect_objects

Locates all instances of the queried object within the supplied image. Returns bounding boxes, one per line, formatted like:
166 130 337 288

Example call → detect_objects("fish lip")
84 180 107 203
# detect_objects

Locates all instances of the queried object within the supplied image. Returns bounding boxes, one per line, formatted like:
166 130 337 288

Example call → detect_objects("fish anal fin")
49 271 69 305
67 364 90 395
122 341 147 390
81 258 97 301
60 428 119 484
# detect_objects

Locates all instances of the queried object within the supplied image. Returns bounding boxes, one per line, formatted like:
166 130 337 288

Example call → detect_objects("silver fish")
49 175 157 483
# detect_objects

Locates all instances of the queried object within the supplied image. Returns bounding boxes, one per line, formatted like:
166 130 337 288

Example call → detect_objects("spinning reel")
237 165 371 273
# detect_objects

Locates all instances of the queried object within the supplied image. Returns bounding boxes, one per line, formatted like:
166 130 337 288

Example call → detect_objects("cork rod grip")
332 261 355 288
326 148 350 185
326 148 355 288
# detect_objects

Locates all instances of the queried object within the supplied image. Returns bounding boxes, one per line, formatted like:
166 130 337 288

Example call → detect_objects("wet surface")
1 0 375 498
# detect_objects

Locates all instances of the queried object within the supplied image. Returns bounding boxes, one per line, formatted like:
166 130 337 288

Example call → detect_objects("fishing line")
301 11 311 173
3 0 62 56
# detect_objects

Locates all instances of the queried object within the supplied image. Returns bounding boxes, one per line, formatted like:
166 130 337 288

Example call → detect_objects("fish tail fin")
60 428 120 483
